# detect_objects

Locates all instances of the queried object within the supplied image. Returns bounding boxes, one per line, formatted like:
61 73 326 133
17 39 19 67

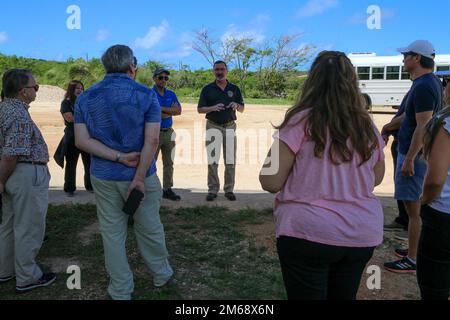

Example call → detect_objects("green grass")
0 204 285 300
179 96 293 106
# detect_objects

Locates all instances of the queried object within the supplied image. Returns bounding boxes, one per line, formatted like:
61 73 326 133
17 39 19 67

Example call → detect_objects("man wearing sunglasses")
384 40 444 274
152 68 182 201
0 69 55 293
198 60 245 202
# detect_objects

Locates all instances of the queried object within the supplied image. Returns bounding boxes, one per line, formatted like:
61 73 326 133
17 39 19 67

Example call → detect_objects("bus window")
371 67 385 80
437 65 450 72
401 67 410 80
387 66 400 80
357 67 370 80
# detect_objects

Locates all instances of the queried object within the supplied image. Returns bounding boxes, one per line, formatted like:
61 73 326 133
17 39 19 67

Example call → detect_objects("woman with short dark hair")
57 80 92 196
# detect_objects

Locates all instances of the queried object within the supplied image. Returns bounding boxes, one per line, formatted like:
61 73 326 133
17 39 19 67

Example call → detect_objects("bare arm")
259 139 296 194
74 123 140 166
62 112 75 123
382 113 405 135
406 111 433 161
374 161 386 187
422 127 450 204
198 104 225 114
161 107 182 116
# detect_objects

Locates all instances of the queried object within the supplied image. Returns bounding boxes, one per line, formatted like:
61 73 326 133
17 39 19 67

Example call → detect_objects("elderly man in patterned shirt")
0 69 56 293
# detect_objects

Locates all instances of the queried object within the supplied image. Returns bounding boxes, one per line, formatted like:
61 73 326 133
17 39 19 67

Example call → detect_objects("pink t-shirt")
274 109 385 248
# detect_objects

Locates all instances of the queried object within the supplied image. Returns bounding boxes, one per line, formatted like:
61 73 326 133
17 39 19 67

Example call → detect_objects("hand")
381 124 391 136
127 178 146 205
401 158 415 177
120 152 141 168
171 101 180 108
211 104 225 112
382 134 390 146
230 102 240 111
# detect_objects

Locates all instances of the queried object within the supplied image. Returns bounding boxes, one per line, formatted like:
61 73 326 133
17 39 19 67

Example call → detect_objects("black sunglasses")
403 52 417 58
158 76 169 81
24 85 39 92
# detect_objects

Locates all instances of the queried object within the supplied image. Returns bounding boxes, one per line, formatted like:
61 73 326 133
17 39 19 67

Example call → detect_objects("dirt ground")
31 86 419 300
31 86 396 197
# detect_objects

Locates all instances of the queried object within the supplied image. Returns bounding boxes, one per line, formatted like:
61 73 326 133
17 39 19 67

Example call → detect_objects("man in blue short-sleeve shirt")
74 45 173 300
384 40 443 274
152 68 182 201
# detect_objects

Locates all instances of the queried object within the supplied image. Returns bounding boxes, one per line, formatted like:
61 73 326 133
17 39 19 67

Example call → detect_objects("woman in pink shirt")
260 51 386 300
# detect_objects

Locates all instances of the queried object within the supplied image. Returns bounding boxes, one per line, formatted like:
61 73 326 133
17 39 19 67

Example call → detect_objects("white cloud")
159 32 194 59
96 29 110 42
297 0 339 18
0 32 8 43
133 20 169 49
221 14 270 44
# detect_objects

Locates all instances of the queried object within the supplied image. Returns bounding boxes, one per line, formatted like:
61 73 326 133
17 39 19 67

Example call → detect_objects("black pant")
64 139 92 193
391 139 409 228
277 236 375 300
417 205 450 300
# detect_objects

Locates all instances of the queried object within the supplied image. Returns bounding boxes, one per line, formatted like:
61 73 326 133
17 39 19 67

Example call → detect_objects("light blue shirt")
430 118 450 214
75 73 161 181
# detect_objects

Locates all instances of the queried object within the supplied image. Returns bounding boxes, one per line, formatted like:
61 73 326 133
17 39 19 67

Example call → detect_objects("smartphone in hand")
123 189 145 216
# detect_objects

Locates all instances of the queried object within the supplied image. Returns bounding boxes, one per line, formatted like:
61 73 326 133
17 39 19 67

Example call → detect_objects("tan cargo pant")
205 120 237 194
155 128 176 191
91 174 173 300
0 163 50 286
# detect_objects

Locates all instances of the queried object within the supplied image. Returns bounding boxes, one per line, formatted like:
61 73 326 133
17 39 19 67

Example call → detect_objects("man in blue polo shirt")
152 68 182 201
384 40 443 274
74 45 173 300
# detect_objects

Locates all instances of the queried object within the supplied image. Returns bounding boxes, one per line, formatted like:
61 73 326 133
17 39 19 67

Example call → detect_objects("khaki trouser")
91 174 173 300
0 163 50 286
155 128 176 191
205 120 237 194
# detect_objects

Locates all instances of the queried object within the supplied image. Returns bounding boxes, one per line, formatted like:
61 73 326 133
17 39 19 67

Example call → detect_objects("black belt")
160 128 173 132
18 161 47 166
208 120 236 127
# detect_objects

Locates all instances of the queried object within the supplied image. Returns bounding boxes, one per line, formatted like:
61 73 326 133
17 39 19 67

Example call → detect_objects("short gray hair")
101 45 135 74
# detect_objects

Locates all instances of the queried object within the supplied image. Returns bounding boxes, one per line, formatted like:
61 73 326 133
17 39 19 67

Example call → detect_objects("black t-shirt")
60 99 75 128
398 73 443 155
198 81 244 124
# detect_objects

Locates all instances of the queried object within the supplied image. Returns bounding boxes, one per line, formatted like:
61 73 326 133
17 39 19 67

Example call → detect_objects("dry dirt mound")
35 85 65 104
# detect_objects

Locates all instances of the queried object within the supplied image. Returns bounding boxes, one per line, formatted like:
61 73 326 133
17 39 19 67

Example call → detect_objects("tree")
225 37 257 94
192 28 218 67
254 34 314 96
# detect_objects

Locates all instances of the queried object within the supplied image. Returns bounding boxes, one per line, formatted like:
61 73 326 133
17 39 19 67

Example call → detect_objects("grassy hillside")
0 53 304 104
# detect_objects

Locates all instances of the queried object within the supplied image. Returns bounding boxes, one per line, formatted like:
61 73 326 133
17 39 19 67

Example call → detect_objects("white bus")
349 53 450 107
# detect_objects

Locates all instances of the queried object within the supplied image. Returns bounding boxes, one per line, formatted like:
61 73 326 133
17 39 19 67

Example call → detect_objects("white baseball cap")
397 40 436 59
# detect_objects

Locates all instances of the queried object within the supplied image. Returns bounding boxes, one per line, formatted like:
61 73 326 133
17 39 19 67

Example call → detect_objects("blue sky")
0 0 449 69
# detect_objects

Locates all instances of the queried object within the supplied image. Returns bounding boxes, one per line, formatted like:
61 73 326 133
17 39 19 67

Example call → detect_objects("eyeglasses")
214 68 226 71
24 85 39 92
158 76 169 81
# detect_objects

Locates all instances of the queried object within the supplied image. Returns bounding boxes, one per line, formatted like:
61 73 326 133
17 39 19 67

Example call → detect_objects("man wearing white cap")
384 40 444 273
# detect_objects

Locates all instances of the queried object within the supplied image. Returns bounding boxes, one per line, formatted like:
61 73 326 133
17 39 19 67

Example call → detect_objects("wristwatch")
115 153 123 163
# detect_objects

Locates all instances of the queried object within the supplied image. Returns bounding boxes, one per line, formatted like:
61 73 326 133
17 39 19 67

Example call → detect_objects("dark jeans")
417 205 450 300
64 139 92 193
392 139 409 228
277 236 375 300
